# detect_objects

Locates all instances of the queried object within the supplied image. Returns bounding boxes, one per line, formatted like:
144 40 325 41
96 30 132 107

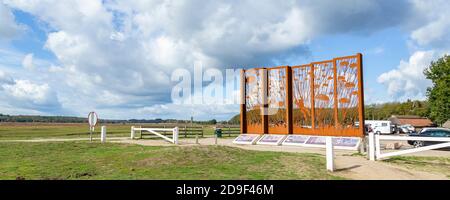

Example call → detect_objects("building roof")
443 120 450 128
389 115 435 127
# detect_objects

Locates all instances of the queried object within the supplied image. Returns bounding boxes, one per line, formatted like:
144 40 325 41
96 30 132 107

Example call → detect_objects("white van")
365 120 393 134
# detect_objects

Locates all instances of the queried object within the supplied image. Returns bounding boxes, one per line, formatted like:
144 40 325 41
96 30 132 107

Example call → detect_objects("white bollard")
326 137 334 172
173 127 179 145
368 132 375 161
101 126 106 143
131 126 135 140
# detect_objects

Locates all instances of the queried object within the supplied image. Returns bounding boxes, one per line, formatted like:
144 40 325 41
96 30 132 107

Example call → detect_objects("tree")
424 55 450 125
209 119 217 125
228 114 240 124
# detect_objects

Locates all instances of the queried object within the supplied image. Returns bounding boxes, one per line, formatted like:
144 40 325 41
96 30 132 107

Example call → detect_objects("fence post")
131 126 135 140
368 132 375 161
101 126 106 143
358 136 366 154
375 134 381 159
184 125 187 138
215 133 218 145
326 137 334 172
173 127 179 145
201 126 204 137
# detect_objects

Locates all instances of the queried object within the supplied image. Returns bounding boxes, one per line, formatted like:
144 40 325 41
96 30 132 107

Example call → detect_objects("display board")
256 134 286 145
281 135 360 150
233 134 262 145
241 54 364 137
282 135 309 145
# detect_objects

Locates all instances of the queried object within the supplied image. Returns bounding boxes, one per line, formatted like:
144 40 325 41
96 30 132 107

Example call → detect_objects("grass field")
384 156 450 178
0 142 343 180
0 123 217 140
2 123 449 180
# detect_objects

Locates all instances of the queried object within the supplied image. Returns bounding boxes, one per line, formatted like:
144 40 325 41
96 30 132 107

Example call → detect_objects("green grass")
0 142 343 180
0 123 223 140
384 156 450 178
0 123 131 140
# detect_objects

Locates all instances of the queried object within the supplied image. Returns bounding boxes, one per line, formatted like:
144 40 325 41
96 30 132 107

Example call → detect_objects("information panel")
233 134 261 145
256 134 286 145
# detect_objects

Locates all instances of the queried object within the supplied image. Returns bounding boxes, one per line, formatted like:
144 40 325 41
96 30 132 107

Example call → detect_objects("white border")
233 134 261 145
256 134 287 146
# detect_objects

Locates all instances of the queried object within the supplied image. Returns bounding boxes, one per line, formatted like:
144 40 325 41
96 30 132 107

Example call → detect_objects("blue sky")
0 0 449 120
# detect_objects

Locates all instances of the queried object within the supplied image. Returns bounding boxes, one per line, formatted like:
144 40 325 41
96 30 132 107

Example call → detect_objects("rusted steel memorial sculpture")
240 53 364 137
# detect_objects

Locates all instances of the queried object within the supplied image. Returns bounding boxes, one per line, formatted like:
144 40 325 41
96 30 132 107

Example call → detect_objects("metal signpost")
88 112 98 142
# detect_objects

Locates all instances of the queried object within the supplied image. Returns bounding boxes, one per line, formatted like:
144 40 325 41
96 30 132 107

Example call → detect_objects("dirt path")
2 136 448 180
334 156 447 180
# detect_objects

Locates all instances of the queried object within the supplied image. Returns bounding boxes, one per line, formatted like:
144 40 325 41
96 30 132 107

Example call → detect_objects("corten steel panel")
335 56 360 136
267 67 289 134
244 68 264 134
240 54 364 137
292 65 315 135
312 60 335 135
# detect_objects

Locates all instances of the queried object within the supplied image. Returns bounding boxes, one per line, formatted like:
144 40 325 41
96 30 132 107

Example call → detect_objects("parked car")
407 128 450 148
398 124 415 133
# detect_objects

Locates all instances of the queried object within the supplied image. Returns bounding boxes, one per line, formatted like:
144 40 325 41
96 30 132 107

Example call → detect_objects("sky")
0 0 449 121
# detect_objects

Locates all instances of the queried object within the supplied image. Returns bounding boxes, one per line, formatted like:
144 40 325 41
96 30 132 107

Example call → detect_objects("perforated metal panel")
241 54 364 137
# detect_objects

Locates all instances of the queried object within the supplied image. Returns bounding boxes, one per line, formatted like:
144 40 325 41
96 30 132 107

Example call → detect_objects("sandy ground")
2 136 449 180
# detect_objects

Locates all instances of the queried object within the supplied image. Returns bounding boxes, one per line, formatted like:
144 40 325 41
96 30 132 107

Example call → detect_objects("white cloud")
374 0 450 101
377 51 439 100
1 79 61 111
0 0 449 119
409 0 450 48
0 2 24 39
0 69 13 84
22 53 34 70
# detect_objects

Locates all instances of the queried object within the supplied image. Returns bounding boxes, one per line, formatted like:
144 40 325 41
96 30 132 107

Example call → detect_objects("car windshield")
421 130 450 136
420 131 433 135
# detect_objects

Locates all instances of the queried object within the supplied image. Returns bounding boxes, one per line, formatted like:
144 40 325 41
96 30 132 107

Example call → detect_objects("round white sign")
88 112 98 127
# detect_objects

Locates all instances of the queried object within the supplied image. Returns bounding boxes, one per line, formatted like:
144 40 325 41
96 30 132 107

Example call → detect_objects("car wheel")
376 131 381 135
413 141 424 148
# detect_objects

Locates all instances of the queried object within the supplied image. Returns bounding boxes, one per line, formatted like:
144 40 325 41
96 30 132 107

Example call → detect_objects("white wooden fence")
368 132 450 160
131 126 179 144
